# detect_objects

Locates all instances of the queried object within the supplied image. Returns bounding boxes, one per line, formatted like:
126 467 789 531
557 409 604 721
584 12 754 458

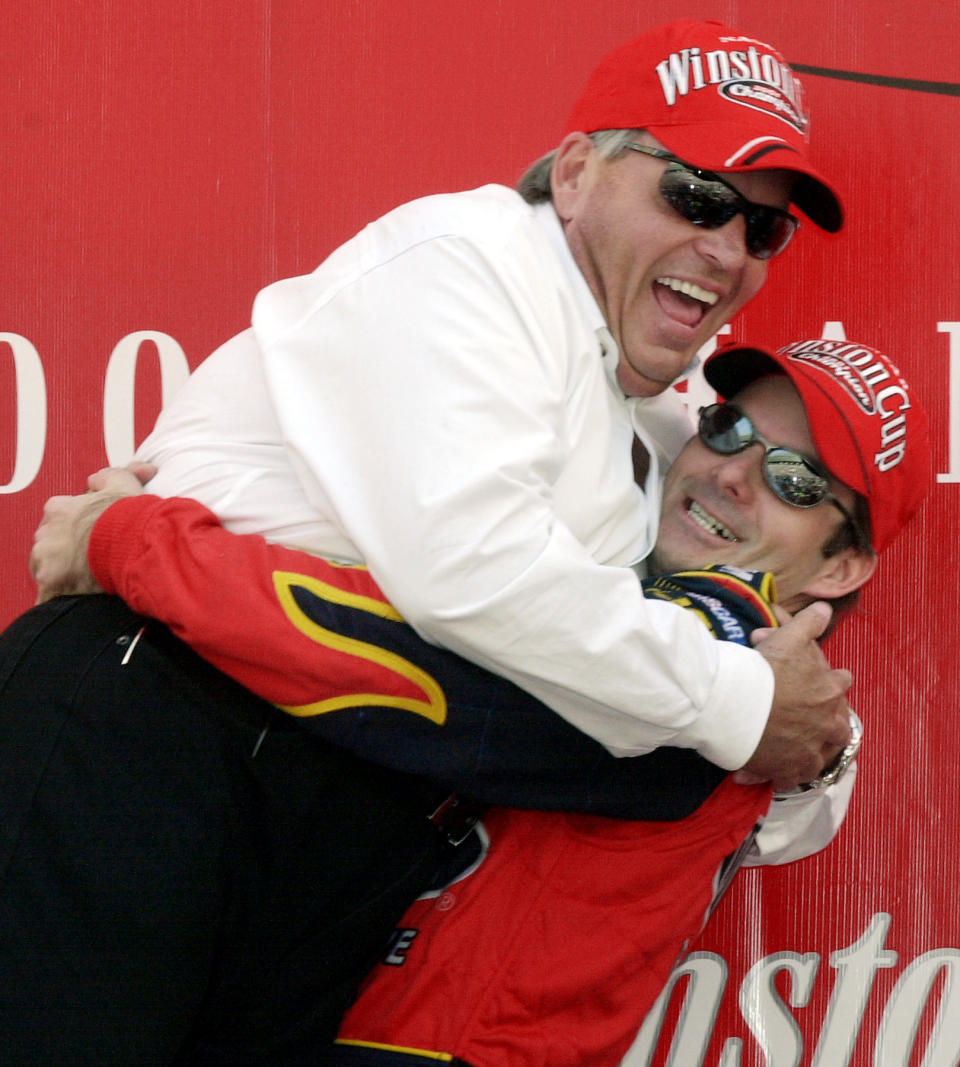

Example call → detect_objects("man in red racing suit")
82 496 854 1067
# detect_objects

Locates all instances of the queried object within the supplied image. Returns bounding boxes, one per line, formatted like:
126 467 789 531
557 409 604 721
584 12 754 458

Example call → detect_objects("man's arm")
32 474 727 818
745 610 852 787
32 461 850 792
31 472 853 847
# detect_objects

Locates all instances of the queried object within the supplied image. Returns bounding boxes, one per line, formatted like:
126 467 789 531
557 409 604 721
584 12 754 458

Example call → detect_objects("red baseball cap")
566 19 843 232
703 339 931 553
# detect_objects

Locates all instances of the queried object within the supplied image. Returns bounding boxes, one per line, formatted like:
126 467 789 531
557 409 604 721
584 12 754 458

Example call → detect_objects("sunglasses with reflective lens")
623 144 800 260
697 403 854 525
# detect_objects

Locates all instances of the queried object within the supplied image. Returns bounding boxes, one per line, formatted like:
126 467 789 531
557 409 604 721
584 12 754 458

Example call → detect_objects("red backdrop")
3 3 958 1063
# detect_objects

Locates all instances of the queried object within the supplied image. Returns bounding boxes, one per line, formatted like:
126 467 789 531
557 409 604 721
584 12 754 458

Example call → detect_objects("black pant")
0 596 453 1065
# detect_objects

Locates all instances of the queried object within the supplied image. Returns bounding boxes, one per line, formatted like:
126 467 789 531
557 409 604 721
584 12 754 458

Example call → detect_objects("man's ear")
550 132 597 222
802 548 878 601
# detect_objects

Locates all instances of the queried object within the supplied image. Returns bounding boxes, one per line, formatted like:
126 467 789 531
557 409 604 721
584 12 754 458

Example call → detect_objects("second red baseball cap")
703 339 931 553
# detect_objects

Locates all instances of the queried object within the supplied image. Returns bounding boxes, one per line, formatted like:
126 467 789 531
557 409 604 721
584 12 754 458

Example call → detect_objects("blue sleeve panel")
285 566 777 820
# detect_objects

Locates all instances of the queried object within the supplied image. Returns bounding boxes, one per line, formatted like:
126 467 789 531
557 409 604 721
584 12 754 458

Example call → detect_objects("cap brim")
790 173 843 233
702 345 782 399
647 123 844 233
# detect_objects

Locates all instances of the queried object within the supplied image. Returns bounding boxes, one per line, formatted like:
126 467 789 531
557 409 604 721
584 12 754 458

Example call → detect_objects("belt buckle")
428 793 481 847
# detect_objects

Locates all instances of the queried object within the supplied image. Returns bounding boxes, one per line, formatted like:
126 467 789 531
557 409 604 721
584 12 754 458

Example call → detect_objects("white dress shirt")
139 183 775 769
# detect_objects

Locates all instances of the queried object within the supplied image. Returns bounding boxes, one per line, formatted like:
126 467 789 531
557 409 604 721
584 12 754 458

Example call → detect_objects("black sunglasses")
698 403 854 525
623 144 800 260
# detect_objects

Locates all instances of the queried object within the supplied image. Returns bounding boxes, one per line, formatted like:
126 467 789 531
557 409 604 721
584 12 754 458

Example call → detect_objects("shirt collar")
532 201 605 336
532 201 621 384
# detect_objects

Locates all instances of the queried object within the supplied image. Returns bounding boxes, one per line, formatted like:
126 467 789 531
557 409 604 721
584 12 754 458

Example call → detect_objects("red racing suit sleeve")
90 494 426 710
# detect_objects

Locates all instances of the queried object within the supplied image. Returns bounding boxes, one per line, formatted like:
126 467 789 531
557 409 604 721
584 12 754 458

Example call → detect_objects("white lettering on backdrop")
0 324 955 491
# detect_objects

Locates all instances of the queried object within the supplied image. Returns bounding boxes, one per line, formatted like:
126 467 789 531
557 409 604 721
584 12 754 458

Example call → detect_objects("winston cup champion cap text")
703 339 931 552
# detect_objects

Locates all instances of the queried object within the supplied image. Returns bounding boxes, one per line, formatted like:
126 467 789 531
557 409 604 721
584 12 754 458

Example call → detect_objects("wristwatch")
776 711 863 796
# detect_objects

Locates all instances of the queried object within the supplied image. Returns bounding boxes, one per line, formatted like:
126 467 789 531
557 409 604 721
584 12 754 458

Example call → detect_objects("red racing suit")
331 779 768 1066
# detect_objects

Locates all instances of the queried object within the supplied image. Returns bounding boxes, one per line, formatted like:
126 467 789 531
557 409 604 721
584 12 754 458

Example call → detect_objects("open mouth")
687 499 738 542
654 276 719 328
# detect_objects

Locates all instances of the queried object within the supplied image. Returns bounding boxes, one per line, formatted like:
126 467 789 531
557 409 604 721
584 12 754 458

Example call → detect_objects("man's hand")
739 601 853 791
30 463 156 604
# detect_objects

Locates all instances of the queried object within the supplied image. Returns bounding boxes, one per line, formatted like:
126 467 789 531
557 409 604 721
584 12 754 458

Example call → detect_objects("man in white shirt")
115 19 851 790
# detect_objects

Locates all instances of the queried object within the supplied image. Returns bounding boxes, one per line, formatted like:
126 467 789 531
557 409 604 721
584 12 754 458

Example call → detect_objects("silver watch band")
775 710 863 797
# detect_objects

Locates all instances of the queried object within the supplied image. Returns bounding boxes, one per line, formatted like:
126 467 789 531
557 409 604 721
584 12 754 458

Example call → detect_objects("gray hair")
517 129 641 204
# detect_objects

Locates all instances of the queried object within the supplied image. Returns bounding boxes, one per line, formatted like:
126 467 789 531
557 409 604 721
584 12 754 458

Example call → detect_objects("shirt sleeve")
744 765 857 866
247 218 773 769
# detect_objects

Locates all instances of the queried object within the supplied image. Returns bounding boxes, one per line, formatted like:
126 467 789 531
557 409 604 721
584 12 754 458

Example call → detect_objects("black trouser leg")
0 596 450 1066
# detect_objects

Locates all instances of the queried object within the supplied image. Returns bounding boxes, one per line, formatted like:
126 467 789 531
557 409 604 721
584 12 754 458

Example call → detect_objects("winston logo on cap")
781 340 912 472
655 45 808 135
